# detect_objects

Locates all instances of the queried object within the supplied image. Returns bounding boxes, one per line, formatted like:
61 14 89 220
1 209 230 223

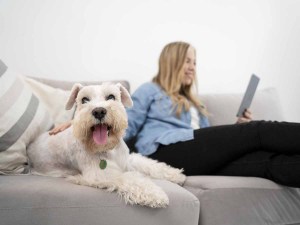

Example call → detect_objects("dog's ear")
116 83 133 108
65 83 83 110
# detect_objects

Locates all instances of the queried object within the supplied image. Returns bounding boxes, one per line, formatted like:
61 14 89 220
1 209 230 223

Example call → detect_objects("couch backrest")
200 88 285 126
26 77 131 125
28 76 130 93
29 77 285 126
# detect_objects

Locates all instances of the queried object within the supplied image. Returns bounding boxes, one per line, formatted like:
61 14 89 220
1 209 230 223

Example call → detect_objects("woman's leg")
217 151 300 187
256 121 300 153
150 121 261 175
149 121 300 186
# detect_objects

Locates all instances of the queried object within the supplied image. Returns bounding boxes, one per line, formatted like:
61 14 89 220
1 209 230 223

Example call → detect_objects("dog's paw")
119 176 169 208
125 186 169 208
160 166 186 185
144 188 169 208
167 169 186 185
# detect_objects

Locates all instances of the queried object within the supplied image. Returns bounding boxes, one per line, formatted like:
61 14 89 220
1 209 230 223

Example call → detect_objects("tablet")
236 74 260 117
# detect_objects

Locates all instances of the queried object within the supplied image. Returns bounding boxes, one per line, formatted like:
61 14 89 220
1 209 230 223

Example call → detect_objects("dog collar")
99 159 107 170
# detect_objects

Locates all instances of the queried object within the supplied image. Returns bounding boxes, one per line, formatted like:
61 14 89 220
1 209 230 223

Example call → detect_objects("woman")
124 42 250 156
51 41 300 187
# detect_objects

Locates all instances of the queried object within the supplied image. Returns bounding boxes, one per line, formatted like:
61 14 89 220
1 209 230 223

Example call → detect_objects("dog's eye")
106 94 115 101
81 97 90 104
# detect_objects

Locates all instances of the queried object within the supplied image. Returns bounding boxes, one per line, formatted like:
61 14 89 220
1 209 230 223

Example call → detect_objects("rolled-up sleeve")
200 114 210 128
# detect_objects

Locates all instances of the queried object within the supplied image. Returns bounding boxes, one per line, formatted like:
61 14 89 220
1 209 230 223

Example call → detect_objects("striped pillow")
0 60 53 174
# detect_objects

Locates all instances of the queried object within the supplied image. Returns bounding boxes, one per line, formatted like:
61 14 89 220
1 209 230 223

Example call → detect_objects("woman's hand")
236 109 252 124
49 121 72 135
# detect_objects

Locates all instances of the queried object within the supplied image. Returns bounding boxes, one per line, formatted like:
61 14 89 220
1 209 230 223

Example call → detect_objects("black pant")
148 121 300 187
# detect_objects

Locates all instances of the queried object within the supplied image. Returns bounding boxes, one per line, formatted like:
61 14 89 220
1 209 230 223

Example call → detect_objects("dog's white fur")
27 82 186 208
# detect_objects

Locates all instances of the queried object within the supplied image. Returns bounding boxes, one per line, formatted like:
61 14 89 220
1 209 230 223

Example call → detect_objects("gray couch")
1 76 300 225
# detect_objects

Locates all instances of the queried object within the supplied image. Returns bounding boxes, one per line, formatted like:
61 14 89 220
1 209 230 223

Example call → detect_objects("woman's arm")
49 121 72 135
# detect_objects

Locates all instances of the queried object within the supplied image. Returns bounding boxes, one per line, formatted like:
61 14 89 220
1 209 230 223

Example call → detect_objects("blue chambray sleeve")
124 83 156 141
200 114 210 128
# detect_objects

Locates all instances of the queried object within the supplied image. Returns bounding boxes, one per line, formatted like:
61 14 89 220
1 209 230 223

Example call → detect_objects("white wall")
1 0 299 121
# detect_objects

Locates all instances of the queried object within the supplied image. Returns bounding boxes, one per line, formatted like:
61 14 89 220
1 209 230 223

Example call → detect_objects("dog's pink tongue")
93 125 107 145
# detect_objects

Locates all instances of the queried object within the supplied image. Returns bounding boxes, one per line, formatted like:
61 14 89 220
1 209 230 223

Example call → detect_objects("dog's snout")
92 107 107 120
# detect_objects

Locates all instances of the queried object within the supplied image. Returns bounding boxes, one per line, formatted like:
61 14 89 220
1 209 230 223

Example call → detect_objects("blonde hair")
152 41 208 117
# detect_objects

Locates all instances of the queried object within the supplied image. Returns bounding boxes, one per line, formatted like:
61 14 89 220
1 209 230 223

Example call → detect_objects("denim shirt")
124 82 210 156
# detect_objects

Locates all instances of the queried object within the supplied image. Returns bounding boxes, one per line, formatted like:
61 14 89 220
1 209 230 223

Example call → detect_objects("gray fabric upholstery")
0 175 199 225
28 76 130 93
200 88 285 126
184 176 282 190
185 180 300 225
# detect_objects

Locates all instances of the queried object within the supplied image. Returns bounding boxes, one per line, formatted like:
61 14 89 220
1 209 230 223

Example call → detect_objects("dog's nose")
92 107 107 120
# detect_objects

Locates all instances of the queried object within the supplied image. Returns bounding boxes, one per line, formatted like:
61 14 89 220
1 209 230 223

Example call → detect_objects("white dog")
27 82 186 208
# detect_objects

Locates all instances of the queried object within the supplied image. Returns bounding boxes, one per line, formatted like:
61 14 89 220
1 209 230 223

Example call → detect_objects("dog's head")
65 82 133 153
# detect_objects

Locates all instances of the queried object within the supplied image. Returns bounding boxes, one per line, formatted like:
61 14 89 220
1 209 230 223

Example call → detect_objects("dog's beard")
73 117 127 153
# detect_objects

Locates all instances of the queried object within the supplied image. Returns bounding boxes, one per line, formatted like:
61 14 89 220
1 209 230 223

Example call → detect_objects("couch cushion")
0 60 53 174
184 175 282 190
0 175 199 225
184 176 300 225
200 88 285 126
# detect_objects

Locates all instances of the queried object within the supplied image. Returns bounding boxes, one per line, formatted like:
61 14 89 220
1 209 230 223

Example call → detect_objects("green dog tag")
99 159 107 170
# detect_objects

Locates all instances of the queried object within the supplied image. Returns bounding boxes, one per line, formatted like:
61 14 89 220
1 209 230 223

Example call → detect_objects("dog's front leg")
127 153 186 185
67 170 169 208
114 171 169 208
66 165 121 191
